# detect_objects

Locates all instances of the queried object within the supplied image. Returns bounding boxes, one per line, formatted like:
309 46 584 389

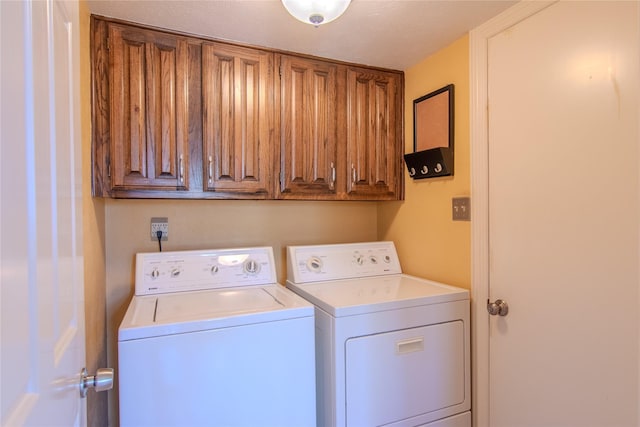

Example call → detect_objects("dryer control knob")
306 256 323 272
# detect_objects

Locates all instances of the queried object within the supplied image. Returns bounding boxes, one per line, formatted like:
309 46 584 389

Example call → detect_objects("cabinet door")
346 67 403 200
109 24 189 190
278 55 338 199
202 43 273 197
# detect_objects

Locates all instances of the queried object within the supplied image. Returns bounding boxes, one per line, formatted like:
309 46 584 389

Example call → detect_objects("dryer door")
345 320 466 426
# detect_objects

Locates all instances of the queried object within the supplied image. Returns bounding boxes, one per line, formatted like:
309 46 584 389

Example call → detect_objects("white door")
1 0 88 425
471 1 639 426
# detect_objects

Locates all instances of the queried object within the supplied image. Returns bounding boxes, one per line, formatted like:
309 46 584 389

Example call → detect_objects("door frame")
469 2 555 426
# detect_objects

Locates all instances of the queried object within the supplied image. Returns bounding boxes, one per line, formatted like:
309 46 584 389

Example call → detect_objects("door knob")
487 299 509 316
79 367 114 398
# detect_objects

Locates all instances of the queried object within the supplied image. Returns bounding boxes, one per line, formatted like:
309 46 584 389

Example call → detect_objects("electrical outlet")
150 217 169 241
452 197 471 221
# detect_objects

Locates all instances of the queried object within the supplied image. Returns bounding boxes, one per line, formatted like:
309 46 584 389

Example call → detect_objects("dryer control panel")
287 241 402 283
135 247 277 295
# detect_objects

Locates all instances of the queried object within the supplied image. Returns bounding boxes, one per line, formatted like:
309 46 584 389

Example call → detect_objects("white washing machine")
118 247 316 427
286 241 470 427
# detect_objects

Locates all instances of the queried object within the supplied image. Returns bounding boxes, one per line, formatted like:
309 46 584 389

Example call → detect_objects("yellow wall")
79 1 109 425
379 36 471 289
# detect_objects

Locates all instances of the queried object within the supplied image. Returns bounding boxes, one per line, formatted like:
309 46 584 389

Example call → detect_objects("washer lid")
118 284 313 341
286 274 468 317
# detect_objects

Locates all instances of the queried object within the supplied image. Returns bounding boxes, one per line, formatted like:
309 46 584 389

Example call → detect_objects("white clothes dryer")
118 247 316 427
286 241 470 427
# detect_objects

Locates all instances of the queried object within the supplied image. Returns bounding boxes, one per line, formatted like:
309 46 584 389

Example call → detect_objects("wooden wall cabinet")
345 67 402 200
105 23 191 192
202 43 273 197
277 55 340 199
91 16 404 200
277 58 404 201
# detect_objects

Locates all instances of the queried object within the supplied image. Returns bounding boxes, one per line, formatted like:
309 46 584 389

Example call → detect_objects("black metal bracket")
403 147 453 179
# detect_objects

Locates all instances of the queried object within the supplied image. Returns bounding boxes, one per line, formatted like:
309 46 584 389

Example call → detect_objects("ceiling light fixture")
281 0 351 26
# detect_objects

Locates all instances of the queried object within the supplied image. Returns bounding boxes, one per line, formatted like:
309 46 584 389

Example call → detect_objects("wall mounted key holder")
404 84 454 179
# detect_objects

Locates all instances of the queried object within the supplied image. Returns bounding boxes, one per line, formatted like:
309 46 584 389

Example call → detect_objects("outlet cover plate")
150 217 168 241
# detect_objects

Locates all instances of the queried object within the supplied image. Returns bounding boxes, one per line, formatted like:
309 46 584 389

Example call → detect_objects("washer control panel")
287 241 402 283
135 247 277 295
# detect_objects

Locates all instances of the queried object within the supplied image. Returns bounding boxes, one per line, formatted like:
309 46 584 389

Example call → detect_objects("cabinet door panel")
349 75 370 185
279 55 338 198
210 52 234 179
109 24 188 190
113 34 146 181
237 56 262 182
346 68 402 200
203 43 273 196
372 80 391 185
148 44 180 180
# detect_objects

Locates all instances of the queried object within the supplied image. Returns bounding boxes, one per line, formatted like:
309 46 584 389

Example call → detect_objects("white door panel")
472 1 639 426
1 0 86 425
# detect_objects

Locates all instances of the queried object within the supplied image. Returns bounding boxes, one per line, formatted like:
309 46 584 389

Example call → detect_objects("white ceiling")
87 0 516 70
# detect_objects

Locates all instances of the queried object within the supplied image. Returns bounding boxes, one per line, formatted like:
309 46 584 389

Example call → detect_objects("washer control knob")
150 268 160 279
369 256 378 264
306 256 323 272
383 255 391 263
355 255 364 265
210 265 219 275
244 259 260 274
